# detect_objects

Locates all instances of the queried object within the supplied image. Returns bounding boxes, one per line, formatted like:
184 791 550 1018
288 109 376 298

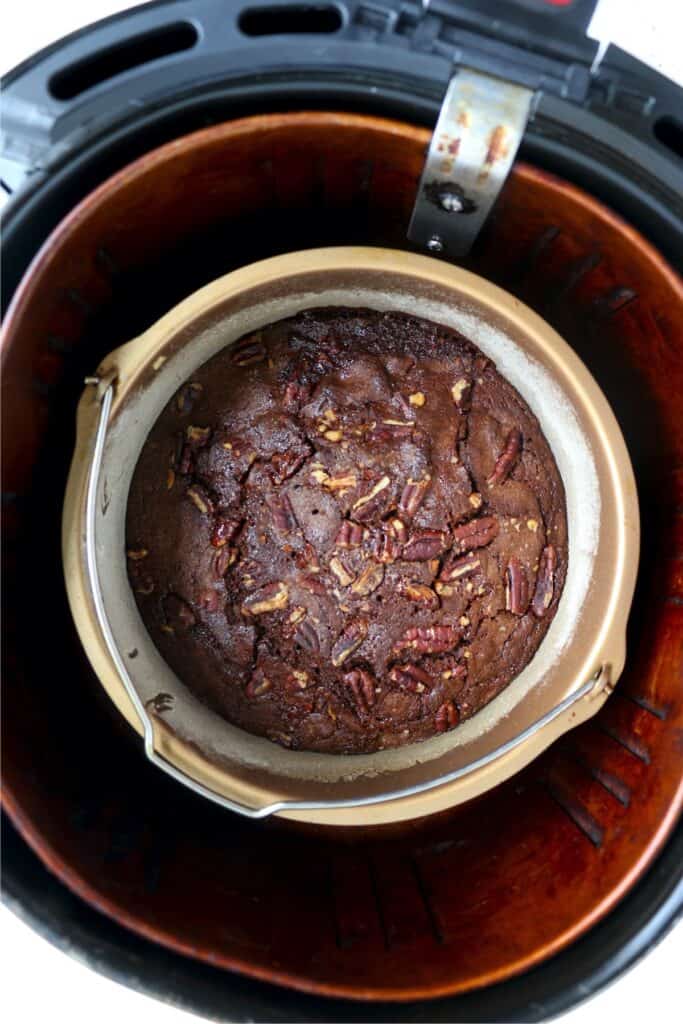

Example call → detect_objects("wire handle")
84 377 601 820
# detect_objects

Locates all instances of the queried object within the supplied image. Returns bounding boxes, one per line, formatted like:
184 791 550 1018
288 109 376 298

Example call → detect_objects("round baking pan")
2 112 682 1001
63 247 637 826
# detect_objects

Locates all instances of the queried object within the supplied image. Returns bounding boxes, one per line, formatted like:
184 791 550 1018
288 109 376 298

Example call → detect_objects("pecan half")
452 516 498 552
394 624 460 654
505 557 529 615
399 475 431 518
344 668 376 712
487 427 522 485
211 517 241 548
439 550 481 582
267 491 298 533
532 545 557 618
242 581 289 615
389 663 432 693
231 332 266 366
330 556 355 587
335 520 364 548
295 619 320 653
402 529 449 562
331 620 368 666
294 541 320 573
352 476 391 521
351 563 384 596
401 581 439 609
186 485 214 516
435 700 459 732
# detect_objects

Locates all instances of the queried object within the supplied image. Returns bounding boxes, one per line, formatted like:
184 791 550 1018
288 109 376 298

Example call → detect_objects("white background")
1 2 681 1021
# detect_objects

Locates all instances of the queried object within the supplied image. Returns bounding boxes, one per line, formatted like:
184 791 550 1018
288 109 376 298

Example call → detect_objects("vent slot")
653 116 683 159
238 5 343 37
49 22 198 100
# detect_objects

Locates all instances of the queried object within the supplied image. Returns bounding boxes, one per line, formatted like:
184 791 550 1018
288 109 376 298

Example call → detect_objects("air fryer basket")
2 112 682 1005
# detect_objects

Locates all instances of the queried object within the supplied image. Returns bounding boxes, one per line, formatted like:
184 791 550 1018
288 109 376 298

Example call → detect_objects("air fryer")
1 2 682 1021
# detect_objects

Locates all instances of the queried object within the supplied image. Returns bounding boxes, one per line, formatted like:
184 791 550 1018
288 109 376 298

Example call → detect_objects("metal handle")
84 377 601 819
408 68 533 260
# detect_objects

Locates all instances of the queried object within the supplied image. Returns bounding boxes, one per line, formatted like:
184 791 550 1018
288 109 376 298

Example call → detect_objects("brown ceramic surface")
2 113 682 1000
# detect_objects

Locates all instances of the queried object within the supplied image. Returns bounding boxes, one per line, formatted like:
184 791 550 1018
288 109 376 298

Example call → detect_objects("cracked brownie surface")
126 308 567 754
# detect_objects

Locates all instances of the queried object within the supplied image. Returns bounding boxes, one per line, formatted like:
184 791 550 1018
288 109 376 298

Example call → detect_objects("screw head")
439 190 464 213
426 234 444 254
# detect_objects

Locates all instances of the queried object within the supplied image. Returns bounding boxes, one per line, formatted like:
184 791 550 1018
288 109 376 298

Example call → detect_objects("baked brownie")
126 308 567 754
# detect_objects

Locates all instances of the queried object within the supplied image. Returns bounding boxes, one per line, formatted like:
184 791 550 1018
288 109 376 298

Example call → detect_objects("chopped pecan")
487 427 522 485
402 529 449 562
399 475 431 518
439 550 481 582
352 476 391 521
532 545 557 618
330 556 355 587
214 546 238 577
270 449 308 484
394 624 461 655
452 516 498 552
451 378 471 409
401 581 439 608
344 668 376 712
505 557 529 615
185 424 211 447
351 563 384 596
286 669 311 692
211 517 241 548
335 520 364 548
321 470 357 494
127 548 148 561
267 491 298 533
134 576 155 596
186 485 214 516
389 663 432 693
282 379 311 413
372 518 406 564
331 620 368 667
245 672 271 698
242 581 289 615
175 381 202 414
231 332 266 366
435 700 459 732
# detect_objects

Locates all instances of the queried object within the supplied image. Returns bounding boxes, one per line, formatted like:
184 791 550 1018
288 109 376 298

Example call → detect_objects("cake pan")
63 247 639 826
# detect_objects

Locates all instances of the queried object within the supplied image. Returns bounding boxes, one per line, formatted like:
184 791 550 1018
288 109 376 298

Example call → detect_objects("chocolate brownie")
126 308 567 754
